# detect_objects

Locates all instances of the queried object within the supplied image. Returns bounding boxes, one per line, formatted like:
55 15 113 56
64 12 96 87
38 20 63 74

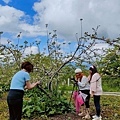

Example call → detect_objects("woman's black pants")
93 95 101 117
7 89 24 120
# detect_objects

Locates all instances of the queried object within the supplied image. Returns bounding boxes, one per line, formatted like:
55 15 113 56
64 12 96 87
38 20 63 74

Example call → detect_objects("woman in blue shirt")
7 61 40 120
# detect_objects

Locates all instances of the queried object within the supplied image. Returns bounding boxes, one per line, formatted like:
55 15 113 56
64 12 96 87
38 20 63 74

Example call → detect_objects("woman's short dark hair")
21 61 33 73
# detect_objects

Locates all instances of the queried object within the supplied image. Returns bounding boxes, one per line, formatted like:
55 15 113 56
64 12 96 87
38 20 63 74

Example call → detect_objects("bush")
22 88 74 119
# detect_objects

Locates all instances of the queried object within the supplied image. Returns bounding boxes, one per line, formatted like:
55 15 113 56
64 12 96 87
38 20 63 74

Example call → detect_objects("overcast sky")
0 0 120 54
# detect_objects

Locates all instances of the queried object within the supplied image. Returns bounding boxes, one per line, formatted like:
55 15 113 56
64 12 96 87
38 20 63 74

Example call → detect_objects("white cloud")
93 43 109 50
0 5 25 32
0 5 43 37
33 0 120 40
0 0 120 47
23 46 39 56
0 37 9 45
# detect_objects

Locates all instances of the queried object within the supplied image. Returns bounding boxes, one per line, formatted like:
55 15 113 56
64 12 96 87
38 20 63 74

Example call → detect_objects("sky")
0 0 120 55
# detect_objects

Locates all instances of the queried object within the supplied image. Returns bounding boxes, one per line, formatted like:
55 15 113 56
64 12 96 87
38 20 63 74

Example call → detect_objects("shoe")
92 115 97 118
92 115 102 120
78 112 85 116
92 115 102 119
85 114 91 119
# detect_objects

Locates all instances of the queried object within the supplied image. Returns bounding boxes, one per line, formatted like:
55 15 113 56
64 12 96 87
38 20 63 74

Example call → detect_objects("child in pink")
72 91 84 114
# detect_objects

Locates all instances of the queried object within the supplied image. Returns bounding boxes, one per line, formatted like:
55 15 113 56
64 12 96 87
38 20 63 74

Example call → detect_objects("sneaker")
85 114 91 119
92 115 102 119
78 112 85 116
92 115 97 118
92 115 102 120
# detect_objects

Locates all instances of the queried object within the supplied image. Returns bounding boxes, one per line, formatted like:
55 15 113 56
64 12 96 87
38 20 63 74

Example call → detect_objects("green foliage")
97 47 120 91
99 47 120 78
22 87 74 119
0 91 2 98
102 77 120 92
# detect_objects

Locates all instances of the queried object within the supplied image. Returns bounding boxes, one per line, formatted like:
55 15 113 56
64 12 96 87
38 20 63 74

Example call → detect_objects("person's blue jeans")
93 95 101 117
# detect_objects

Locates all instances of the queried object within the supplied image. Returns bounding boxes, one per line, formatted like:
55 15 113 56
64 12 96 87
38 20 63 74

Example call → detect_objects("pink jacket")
89 73 103 95
72 91 84 114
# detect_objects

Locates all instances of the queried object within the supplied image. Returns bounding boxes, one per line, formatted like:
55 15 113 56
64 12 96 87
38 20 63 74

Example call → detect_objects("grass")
91 95 120 120
0 92 120 120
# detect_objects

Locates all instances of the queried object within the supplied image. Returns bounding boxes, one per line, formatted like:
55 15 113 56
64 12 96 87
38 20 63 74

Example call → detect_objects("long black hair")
89 65 98 81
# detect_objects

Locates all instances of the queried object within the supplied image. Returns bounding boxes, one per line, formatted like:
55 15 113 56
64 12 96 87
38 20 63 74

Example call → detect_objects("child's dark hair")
89 65 98 74
89 65 98 81
21 61 33 73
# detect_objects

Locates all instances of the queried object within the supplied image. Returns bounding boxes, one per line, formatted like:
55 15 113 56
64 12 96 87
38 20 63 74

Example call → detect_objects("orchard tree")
0 25 120 117
97 47 120 91
99 47 120 77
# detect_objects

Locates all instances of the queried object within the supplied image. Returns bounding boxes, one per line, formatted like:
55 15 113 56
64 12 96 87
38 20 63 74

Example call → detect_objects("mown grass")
90 95 120 120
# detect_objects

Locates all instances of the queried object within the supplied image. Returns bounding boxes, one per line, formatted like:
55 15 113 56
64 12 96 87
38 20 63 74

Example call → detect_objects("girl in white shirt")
88 65 102 120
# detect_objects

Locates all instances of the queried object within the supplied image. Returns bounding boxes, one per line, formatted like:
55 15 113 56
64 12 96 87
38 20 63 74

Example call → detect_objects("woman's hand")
91 91 94 97
25 80 41 90
36 81 41 85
